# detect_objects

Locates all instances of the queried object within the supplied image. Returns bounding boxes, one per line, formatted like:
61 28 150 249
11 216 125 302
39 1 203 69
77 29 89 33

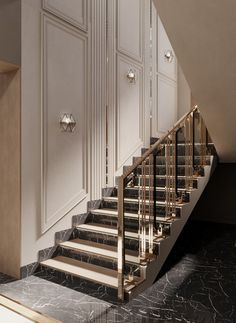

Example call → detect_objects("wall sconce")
60 113 76 132
164 50 174 63
126 69 136 83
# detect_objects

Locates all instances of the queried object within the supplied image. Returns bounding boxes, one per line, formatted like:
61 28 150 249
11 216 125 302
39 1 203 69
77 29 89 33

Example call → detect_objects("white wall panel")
157 77 177 133
117 0 143 62
43 0 87 31
157 17 176 81
117 55 143 168
42 15 87 232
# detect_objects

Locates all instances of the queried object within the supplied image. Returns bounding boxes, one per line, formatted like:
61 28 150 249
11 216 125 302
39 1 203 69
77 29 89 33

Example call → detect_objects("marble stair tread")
40 256 118 288
91 208 175 223
103 196 184 206
77 223 163 241
60 239 140 263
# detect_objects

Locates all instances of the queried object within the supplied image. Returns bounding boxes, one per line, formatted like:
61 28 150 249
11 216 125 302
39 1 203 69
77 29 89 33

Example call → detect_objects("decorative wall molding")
107 0 150 181
152 9 178 137
89 0 107 199
117 0 143 63
116 54 144 169
157 16 177 82
157 75 177 134
107 0 117 186
42 0 88 32
41 14 88 233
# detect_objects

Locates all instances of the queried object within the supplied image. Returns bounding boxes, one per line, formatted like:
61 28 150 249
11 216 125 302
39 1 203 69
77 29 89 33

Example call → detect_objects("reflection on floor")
0 219 235 323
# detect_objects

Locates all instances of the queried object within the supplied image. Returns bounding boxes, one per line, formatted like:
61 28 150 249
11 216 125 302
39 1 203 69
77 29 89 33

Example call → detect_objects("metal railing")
117 106 209 301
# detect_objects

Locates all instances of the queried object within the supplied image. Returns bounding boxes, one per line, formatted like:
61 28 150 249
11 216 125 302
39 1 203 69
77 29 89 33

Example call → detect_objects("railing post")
175 130 178 197
200 116 207 166
117 176 125 302
148 154 154 254
189 112 193 188
171 132 176 216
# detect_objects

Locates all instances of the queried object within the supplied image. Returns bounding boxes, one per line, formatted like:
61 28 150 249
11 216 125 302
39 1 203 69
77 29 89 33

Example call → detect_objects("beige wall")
154 0 236 162
0 0 21 65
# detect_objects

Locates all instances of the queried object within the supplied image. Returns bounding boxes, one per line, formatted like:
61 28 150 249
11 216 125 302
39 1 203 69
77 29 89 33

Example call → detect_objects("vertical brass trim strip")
117 176 124 301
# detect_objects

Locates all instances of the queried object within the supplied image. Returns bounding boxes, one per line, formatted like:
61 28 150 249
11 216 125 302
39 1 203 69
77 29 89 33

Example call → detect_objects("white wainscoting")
41 14 88 233
157 76 177 133
43 0 87 31
117 0 143 63
151 11 178 137
116 54 143 169
157 16 177 82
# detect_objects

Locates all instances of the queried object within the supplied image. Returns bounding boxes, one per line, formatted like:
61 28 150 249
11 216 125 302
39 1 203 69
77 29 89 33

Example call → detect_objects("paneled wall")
107 0 150 182
19 0 189 267
21 0 106 266
151 8 178 137
41 14 88 232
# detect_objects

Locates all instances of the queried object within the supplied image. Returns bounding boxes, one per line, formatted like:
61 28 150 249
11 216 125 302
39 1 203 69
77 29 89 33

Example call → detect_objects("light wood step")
40 256 118 288
60 239 140 263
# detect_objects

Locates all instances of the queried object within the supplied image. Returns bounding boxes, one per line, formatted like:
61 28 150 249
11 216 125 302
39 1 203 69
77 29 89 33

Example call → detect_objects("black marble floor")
0 219 236 322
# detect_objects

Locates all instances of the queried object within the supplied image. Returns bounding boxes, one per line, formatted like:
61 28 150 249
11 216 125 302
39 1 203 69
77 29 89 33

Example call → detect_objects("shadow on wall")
191 163 236 224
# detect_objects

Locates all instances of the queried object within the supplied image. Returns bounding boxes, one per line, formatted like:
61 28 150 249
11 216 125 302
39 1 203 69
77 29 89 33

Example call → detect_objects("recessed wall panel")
157 17 176 81
157 76 177 133
117 55 143 168
43 0 87 31
42 15 87 232
117 0 143 62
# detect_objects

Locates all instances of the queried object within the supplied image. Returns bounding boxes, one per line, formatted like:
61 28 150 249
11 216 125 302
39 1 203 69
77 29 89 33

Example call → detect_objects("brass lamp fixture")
60 113 76 132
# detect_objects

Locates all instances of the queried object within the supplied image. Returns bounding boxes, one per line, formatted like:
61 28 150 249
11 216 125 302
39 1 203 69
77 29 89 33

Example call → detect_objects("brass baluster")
171 131 176 216
184 118 190 190
117 176 125 302
200 116 207 166
165 137 170 218
189 113 194 189
138 173 141 263
141 161 146 258
149 154 154 253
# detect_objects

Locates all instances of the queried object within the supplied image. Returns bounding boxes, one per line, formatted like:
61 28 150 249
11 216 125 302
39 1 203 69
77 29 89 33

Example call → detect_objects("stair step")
102 196 184 206
41 256 118 288
77 223 163 242
60 239 140 264
91 208 175 223
126 186 190 192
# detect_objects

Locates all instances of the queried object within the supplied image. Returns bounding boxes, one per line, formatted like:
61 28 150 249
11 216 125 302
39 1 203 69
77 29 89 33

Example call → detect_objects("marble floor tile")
0 220 235 323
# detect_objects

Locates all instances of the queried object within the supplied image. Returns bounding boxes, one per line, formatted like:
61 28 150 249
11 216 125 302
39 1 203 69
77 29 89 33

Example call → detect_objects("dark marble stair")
34 134 215 303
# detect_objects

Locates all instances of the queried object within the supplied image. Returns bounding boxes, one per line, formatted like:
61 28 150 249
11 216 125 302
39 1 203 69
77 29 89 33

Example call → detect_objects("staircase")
35 107 217 302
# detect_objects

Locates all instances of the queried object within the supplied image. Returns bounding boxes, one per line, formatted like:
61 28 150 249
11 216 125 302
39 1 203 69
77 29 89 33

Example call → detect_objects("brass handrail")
117 105 201 302
121 106 198 181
